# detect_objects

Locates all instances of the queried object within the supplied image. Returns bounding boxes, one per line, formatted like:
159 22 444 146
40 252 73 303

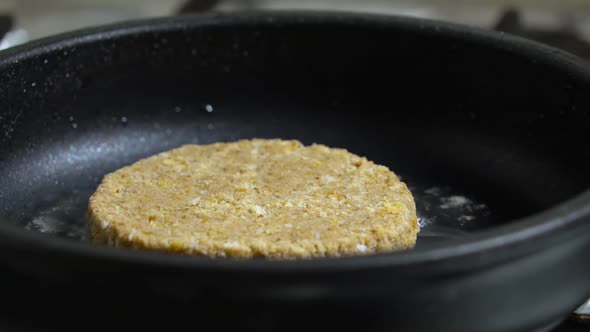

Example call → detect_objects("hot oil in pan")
24 188 89 240
408 182 492 249
22 177 492 248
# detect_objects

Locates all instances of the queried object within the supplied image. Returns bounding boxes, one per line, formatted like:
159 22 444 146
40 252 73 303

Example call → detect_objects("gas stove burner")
177 0 219 14
0 14 12 40
176 0 257 14
494 7 590 60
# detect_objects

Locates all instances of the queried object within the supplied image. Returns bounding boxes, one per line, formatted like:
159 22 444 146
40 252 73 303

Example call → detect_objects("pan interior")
0 15 589 253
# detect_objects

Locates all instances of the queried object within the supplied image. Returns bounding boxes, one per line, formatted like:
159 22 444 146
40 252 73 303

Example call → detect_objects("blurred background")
2 0 590 58
0 0 589 327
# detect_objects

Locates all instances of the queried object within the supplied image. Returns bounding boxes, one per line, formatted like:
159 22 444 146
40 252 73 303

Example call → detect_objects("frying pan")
0 11 589 332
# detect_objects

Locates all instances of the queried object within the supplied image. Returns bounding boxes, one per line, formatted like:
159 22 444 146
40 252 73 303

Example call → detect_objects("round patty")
87 139 418 258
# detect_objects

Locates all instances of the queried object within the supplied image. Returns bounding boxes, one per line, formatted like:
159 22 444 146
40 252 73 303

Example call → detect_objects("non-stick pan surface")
0 11 589 332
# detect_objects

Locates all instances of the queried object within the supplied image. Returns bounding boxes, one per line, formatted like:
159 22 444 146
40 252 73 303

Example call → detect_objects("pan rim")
1 10 590 272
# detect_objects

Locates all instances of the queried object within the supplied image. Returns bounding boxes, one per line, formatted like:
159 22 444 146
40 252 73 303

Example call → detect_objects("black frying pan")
0 11 589 332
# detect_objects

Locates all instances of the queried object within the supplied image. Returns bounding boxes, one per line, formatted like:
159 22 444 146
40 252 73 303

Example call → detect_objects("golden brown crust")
88 139 418 259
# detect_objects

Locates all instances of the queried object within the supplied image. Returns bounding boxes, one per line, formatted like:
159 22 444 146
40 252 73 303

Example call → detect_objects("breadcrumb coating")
87 139 418 259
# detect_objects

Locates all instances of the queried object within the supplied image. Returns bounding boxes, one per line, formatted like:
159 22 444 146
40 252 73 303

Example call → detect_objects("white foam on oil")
412 186 490 229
